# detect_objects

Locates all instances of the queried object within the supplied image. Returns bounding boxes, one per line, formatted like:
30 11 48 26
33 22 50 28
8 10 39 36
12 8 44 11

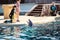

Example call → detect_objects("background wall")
0 0 59 4
24 0 57 3
0 0 16 4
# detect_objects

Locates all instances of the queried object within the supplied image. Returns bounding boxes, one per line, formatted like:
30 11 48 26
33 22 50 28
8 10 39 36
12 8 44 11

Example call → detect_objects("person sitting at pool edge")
9 6 16 23
50 2 57 16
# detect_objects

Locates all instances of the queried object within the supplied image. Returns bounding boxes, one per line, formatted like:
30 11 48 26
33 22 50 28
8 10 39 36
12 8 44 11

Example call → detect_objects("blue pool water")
0 26 60 40
0 20 60 40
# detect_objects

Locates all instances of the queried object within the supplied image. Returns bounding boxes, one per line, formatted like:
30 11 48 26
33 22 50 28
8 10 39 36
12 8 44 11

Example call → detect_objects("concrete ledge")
0 16 60 24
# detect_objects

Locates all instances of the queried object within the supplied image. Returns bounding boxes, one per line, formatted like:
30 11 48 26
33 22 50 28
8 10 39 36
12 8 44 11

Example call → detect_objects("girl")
15 0 21 22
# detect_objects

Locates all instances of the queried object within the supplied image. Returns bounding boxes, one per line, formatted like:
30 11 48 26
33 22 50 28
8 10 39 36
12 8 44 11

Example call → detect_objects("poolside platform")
0 16 60 24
